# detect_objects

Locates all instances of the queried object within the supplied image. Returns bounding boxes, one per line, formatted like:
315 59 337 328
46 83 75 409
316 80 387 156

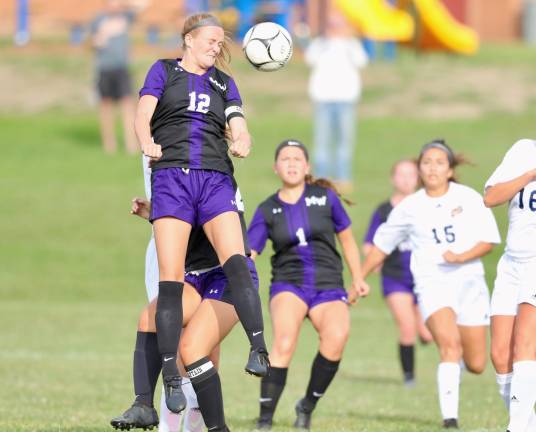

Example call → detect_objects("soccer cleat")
110 401 159 431
163 375 187 414
293 399 313 430
255 416 273 430
403 373 416 388
442 418 459 429
245 348 270 377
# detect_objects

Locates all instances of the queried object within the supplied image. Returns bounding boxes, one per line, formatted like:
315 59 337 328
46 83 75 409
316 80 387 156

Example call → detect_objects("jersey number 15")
432 225 456 244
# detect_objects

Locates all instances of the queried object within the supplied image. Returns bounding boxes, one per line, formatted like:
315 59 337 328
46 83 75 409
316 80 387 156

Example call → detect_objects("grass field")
1 41 536 431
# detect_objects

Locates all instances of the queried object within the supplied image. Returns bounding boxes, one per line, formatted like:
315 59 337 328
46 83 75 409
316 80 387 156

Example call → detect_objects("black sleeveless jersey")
248 185 351 290
139 59 244 175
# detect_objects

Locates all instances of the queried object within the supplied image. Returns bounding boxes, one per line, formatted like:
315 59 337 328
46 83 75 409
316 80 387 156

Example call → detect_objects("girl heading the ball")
135 12 268 424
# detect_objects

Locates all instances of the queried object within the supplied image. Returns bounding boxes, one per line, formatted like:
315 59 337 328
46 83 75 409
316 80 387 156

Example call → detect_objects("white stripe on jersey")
485 139 536 260
373 182 501 281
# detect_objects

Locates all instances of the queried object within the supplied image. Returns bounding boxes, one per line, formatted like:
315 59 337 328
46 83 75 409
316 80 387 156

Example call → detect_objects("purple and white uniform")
364 201 415 301
139 58 245 225
248 184 351 310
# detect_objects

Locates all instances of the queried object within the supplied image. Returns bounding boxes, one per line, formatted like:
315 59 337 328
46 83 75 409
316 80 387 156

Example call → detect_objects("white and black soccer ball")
242 22 293 72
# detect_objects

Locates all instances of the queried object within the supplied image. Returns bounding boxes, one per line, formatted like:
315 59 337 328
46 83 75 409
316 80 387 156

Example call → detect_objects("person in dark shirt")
134 12 268 418
111 195 258 432
363 159 432 387
248 139 369 430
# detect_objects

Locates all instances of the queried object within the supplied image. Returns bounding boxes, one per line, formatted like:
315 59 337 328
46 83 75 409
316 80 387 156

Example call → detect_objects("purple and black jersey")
364 201 413 286
139 59 244 175
248 184 351 290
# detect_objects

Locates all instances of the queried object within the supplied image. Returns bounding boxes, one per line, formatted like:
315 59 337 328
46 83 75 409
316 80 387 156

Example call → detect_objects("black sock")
133 331 161 407
304 352 340 410
156 281 183 377
222 255 266 351
186 357 226 430
399 344 414 380
259 367 288 421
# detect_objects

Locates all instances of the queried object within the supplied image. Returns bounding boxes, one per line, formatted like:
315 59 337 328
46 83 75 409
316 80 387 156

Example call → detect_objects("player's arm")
228 116 251 158
443 242 494 264
337 227 370 304
135 95 161 159
361 246 388 279
131 197 151 220
249 250 258 261
484 168 536 207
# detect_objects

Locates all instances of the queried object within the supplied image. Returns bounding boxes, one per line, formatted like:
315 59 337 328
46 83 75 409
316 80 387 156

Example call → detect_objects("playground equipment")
335 0 479 54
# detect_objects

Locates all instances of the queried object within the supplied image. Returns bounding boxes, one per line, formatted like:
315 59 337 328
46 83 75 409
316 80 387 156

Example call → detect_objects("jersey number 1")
296 228 308 246
187 92 210 114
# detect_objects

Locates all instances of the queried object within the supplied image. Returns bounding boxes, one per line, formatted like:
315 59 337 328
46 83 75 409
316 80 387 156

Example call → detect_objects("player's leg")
508 303 536 432
385 292 418 385
111 284 201 430
458 326 487 374
415 304 433 344
257 291 308 429
298 297 349 425
180 300 238 431
203 211 268 376
426 307 463 428
153 217 191 413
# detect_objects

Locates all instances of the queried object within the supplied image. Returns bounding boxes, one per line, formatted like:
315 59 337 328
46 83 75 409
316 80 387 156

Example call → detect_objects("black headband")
187 16 223 32
420 140 455 165
274 139 309 161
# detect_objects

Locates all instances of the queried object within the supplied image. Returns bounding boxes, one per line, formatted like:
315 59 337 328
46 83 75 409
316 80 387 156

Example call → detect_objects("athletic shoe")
245 348 270 377
163 375 187 414
293 399 313 430
443 418 459 429
110 401 159 430
255 417 273 430
403 373 416 388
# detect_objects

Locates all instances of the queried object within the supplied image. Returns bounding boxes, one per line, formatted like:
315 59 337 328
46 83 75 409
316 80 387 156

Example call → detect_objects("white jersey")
485 139 536 261
374 182 501 281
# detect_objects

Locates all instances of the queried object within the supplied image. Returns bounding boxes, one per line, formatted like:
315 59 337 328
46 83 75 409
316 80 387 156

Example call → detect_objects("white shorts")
145 235 159 302
491 254 536 316
415 274 490 326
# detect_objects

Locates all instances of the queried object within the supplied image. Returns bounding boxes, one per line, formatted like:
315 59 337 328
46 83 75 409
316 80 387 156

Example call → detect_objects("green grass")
2 42 535 431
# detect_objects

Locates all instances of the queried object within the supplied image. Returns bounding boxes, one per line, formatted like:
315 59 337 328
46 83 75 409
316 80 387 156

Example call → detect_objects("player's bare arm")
135 95 161 159
484 168 536 208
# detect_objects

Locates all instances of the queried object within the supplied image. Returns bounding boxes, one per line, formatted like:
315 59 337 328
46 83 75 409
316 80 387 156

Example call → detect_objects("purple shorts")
150 168 238 226
269 282 348 310
185 258 259 305
382 275 416 303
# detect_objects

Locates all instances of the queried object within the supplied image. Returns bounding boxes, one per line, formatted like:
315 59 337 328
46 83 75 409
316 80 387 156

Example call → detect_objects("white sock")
182 377 205 432
159 385 184 432
497 372 513 410
437 362 460 420
508 361 536 432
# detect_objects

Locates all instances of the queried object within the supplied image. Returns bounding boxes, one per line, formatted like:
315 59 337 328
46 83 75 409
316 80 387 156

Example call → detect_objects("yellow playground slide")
336 0 479 55
412 0 479 54
335 0 414 42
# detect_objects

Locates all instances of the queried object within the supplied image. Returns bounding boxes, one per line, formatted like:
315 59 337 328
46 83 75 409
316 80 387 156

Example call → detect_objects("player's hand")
443 250 463 264
142 142 162 160
131 197 151 220
348 279 370 305
229 138 251 158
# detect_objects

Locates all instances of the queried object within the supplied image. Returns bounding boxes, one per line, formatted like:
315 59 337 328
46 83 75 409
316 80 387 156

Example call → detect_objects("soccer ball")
242 22 293 72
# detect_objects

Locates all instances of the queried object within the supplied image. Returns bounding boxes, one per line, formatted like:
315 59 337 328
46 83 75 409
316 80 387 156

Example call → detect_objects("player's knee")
438 339 462 361
399 324 416 345
491 343 512 372
465 357 487 374
513 337 536 361
137 306 153 332
273 334 297 358
321 327 349 353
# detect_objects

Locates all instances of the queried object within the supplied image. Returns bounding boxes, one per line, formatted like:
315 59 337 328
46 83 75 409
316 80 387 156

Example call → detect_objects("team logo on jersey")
305 195 327 207
209 76 227 91
272 208 282 214
451 206 463 217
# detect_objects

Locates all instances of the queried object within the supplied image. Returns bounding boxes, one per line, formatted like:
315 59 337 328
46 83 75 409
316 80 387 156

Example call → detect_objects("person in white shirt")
304 10 368 190
362 140 501 429
484 139 536 432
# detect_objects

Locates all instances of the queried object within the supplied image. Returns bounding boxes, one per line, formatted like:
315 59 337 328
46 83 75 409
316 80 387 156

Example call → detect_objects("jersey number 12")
187 92 210 113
